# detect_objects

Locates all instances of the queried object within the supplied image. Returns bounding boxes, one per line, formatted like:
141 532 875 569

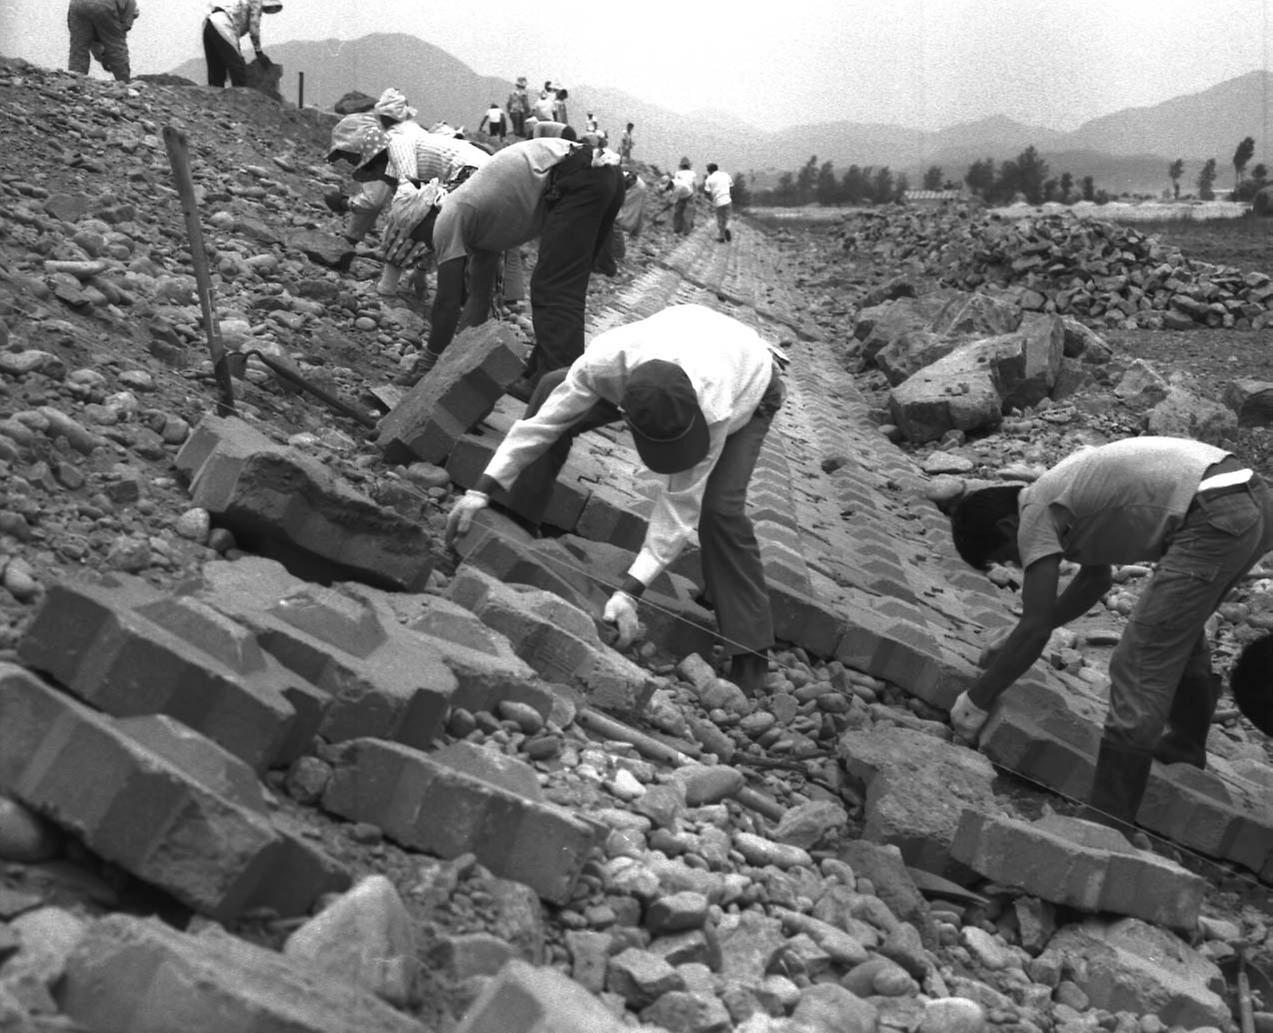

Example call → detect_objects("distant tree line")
748 155 911 206
1165 139 1268 202
745 146 1111 208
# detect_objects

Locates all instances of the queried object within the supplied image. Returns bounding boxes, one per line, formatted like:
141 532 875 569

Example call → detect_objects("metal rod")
298 70 305 109
162 125 236 416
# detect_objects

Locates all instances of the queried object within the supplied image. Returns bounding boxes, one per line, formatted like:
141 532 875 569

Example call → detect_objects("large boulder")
887 317 1064 443
1146 384 1238 444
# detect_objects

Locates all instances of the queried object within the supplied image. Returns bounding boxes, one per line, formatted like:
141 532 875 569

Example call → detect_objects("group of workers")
69 0 1271 843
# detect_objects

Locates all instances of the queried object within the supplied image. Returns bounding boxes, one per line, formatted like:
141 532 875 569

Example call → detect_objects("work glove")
382 179 444 268
950 690 990 745
602 590 640 650
445 489 488 545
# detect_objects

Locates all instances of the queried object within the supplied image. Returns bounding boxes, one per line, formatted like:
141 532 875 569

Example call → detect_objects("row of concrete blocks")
3 551 679 917
55 913 621 1033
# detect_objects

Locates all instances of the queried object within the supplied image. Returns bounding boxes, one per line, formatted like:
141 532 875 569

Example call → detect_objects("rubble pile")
0 54 1271 1033
837 205 1273 331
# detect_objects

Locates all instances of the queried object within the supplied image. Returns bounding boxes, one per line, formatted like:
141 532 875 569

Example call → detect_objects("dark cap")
621 360 708 474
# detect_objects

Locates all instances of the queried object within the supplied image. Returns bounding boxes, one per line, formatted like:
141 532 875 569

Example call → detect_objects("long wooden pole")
162 125 236 416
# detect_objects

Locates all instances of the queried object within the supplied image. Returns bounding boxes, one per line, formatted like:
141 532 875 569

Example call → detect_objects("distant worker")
668 157 697 235
385 137 624 394
67 0 138 82
532 89 558 122
203 0 281 89
445 304 786 698
506 76 531 138
619 122 635 162
585 112 599 133
703 163 734 243
479 102 508 141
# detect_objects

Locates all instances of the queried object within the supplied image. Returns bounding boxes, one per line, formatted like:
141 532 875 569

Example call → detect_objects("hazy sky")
2 0 1270 131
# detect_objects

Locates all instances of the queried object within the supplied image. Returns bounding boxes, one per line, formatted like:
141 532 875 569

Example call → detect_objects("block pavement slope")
0 53 1272 1033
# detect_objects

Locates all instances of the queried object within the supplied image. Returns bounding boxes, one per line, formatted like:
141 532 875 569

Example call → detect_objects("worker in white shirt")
445 305 786 695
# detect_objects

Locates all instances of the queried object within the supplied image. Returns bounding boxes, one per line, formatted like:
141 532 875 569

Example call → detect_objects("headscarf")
373 87 417 124
326 113 391 169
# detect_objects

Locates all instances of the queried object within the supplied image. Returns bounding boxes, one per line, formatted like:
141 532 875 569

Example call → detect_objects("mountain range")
171 35 1273 197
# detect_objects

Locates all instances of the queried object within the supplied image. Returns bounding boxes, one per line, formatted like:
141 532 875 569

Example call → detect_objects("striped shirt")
385 122 490 185
207 0 265 49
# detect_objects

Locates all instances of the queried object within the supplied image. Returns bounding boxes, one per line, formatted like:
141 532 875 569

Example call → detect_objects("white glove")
602 590 640 649
950 690 990 745
445 489 488 545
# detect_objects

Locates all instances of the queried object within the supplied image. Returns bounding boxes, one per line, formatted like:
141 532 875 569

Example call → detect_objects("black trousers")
524 159 624 385
203 20 247 87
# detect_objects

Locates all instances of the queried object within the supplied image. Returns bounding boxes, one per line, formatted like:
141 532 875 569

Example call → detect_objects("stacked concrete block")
454 959 630 1033
446 564 657 712
376 323 524 465
950 810 1204 930
59 915 426 1033
177 415 435 591
0 664 344 920
19 577 324 771
188 558 461 749
834 605 970 710
321 738 600 904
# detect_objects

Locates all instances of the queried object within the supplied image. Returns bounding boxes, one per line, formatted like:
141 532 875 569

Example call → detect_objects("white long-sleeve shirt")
206 0 265 51
483 305 777 587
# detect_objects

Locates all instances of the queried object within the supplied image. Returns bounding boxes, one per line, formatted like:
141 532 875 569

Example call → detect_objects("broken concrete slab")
887 318 1064 444
0 664 330 921
177 414 436 591
376 322 523 466
950 810 1205 930
838 725 997 877
59 914 426 1033
19 576 322 771
446 564 657 712
321 737 600 904
453 958 629 1033
1035 917 1229 1029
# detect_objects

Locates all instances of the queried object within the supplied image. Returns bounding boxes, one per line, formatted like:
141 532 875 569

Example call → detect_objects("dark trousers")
506 367 783 655
203 20 247 87
67 0 131 81
524 160 624 385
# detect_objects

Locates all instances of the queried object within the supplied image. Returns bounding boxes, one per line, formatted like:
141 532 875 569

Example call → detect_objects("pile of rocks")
837 205 1273 331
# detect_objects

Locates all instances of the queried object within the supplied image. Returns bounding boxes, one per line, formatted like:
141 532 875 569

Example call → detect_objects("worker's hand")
445 489 488 546
978 628 1012 669
383 180 444 268
950 690 990 745
602 590 640 650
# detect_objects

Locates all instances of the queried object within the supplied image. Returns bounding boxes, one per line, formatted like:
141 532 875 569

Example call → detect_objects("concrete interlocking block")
446 564 657 712
454 958 629 1033
59 914 426 1033
376 322 524 465
178 415 435 591
950 810 1204 929
19 577 322 771
0 664 296 920
188 558 459 749
575 484 653 552
835 609 969 709
457 526 717 661
321 738 600 904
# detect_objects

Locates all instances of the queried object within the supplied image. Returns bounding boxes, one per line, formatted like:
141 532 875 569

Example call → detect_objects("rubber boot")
1080 736 1154 837
1153 671 1222 769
